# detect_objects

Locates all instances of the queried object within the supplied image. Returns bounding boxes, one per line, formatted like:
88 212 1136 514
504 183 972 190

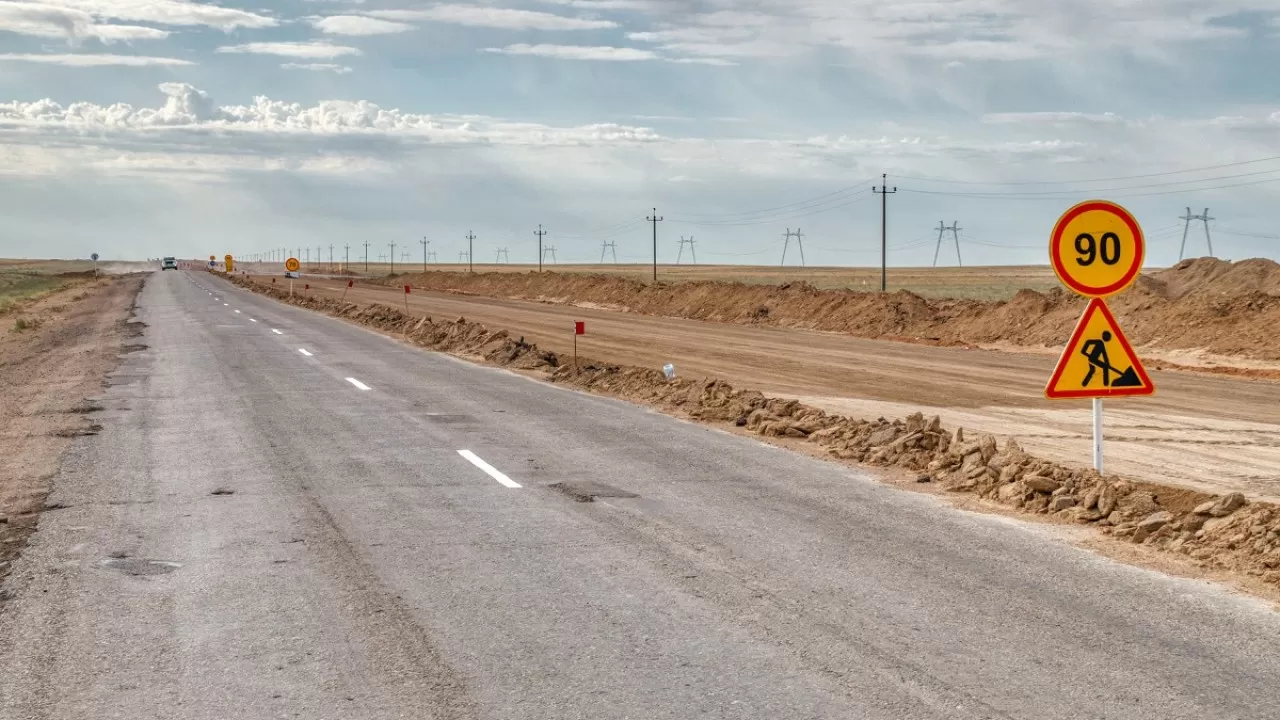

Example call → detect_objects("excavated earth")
230 275 1280 594
373 257 1280 365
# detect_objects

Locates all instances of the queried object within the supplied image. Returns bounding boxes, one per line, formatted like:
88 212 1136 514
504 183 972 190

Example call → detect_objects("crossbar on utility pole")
873 174 897 292
647 208 663 283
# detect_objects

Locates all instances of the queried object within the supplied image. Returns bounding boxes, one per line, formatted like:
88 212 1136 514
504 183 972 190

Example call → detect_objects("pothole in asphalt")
101 557 182 576
548 481 639 503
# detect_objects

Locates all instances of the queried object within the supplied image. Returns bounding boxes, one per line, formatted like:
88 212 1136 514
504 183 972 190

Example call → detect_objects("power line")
890 154 1280 186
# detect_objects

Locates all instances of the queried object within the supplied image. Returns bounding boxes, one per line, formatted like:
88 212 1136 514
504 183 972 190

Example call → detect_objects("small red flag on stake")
305 283 309 290
575 321 585 335
404 285 411 294
348 280 354 288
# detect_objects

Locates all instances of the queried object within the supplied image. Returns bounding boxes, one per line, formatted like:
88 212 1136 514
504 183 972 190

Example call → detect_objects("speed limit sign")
1049 200 1145 298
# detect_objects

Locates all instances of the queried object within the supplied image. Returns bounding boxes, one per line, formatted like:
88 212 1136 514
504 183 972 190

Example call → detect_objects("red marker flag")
574 321 585 335
348 279 354 288
404 285 411 294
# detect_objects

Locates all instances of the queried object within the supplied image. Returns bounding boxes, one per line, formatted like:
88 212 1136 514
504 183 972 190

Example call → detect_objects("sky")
1 0 1279 267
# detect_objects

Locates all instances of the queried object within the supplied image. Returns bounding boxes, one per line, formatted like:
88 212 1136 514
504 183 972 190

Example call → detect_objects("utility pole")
363 241 370 273
677 236 697 264
465 230 476 273
647 208 663 283
600 240 617 263
329 245 334 271
344 244 349 271
535 224 548 273
934 221 962 267
421 237 429 272
873 174 897 292
1179 207 1215 261
389 242 396 275
781 228 805 266
305 247 310 265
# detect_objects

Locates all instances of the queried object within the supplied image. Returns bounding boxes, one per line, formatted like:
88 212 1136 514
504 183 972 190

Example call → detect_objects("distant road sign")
1050 200 1145 298
225 254 234 273
90 253 99 261
210 255 216 261
1045 298 1153 399
285 257 300 273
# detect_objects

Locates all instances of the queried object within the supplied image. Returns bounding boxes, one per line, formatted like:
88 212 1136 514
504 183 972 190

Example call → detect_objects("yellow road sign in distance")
1050 200 1145 298
1045 298 1154 399
225 254 234 272
285 257 301 273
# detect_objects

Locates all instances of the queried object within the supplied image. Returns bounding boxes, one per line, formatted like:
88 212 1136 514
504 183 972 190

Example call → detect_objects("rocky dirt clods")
231 275 1280 588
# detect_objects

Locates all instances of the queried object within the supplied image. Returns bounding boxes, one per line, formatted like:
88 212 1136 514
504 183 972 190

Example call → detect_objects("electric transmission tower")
496 247 509 263
458 249 470 264
542 245 558 264
600 240 618 264
934 221 962 267
1179 207 1215 261
427 250 438 263
781 228 805 267
677 236 697 264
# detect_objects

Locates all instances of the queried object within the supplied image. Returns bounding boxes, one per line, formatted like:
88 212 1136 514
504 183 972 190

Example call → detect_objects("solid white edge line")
298 348 313 356
457 450 521 489
346 378 371 391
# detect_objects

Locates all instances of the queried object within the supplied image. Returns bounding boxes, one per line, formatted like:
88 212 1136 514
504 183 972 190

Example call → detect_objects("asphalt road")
1 269 1278 719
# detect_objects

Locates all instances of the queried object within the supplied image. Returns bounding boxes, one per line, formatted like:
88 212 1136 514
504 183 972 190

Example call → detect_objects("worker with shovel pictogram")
1080 330 1142 388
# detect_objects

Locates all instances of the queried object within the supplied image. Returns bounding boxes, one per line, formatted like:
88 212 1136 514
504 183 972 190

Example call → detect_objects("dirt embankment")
230 274 1280 592
376 257 1280 362
0 275 145 590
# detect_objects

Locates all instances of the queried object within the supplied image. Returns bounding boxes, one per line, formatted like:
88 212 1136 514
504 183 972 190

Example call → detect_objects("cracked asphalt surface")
1 269 1278 719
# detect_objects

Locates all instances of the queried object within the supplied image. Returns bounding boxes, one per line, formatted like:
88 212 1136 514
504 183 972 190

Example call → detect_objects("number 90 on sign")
1050 200 1145 298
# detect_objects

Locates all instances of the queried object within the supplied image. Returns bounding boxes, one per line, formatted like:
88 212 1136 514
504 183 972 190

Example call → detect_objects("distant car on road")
162 257 177 271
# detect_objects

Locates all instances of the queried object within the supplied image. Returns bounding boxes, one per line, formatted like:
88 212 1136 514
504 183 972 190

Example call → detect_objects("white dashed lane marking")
272 329 283 335
298 349 313 357
346 378 371 391
457 450 522 489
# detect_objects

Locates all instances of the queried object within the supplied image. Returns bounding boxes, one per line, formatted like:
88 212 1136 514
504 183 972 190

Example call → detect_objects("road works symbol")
1046 298 1153 400
1050 200 1145 298
285 257 300 273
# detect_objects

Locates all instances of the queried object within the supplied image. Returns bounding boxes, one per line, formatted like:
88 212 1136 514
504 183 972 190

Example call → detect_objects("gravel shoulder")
0 274 144 588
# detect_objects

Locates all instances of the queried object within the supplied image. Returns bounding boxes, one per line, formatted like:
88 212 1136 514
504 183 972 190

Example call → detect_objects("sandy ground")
252 273 1280 502
0 275 143 585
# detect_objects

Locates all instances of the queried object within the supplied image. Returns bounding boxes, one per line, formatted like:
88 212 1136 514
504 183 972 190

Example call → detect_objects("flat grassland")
277 262 1063 301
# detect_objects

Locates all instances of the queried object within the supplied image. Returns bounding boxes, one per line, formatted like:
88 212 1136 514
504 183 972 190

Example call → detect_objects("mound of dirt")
375 257 1280 360
230 273 1280 588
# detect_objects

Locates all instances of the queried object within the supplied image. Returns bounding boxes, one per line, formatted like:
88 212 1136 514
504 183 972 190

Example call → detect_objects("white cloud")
310 14 413 35
217 42 362 59
20 0 275 30
0 52 191 65
0 1 169 42
485 43 655 61
370 4 616 31
282 62 353 73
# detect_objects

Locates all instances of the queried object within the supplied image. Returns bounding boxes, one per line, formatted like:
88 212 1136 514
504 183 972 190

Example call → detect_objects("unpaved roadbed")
0 275 144 588
228 274 1280 596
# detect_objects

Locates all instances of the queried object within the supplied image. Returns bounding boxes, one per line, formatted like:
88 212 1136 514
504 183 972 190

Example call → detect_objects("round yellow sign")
1050 200 1145 298
285 257 300 272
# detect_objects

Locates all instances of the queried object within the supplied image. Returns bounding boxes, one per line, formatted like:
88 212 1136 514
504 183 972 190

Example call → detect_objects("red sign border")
1050 200 1145 298
1045 297 1155 400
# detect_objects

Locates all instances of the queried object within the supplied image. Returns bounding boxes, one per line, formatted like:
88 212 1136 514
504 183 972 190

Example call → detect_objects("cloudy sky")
1 0 1278 267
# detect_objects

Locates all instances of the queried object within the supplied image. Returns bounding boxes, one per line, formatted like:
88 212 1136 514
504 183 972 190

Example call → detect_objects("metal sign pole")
1092 398 1104 473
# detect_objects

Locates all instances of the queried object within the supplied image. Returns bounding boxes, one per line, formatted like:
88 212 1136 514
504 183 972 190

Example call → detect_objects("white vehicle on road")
161 257 177 271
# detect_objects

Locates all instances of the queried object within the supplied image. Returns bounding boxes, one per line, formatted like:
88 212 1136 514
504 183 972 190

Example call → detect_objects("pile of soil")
378 257 1280 360
232 274 1280 588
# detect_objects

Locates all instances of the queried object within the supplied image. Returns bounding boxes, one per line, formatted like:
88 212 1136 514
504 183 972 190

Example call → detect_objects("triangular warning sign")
1046 298 1154 399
